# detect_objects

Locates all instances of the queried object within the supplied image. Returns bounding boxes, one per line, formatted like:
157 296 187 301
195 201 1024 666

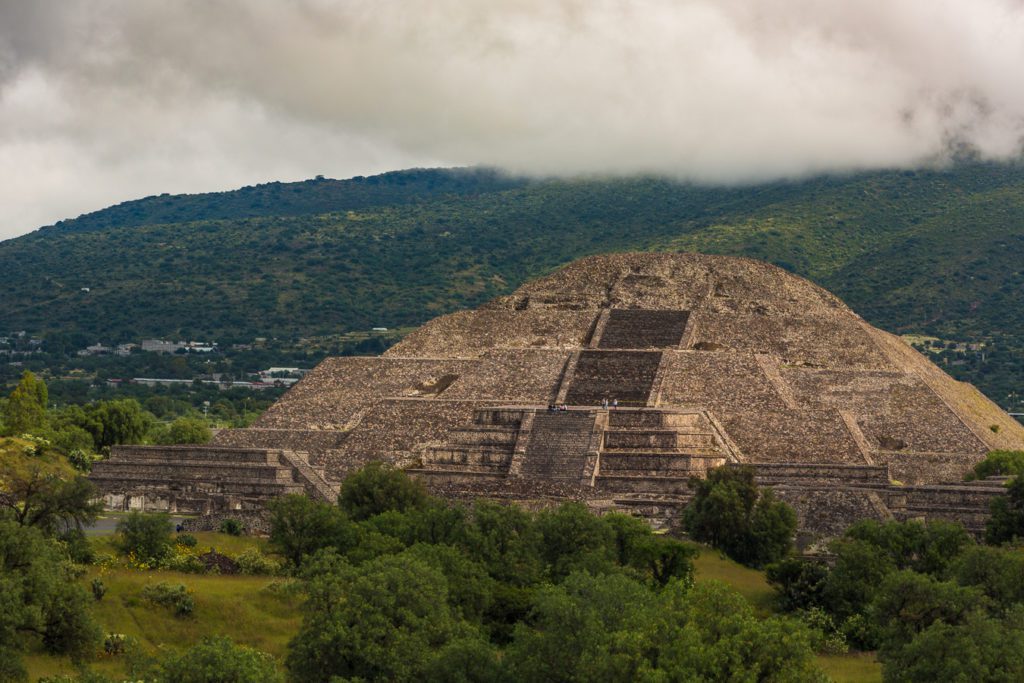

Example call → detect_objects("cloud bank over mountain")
2 0 1023 238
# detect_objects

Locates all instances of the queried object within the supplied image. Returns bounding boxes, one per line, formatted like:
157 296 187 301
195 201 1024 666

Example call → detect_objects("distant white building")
78 343 112 356
141 339 217 353
141 339 184 353
114 343 137 357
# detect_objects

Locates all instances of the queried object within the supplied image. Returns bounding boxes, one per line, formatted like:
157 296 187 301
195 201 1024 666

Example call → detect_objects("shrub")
91 579 107 602
802 607 848 655
104 633 128 655
154 416 212 445
219 518 244 536
116 511 173 563
162 551 206 574
59 527 95 564
159 636 283 683
142 582 195 617
236 548 282 576
65 448 94 473
338 462 428 520
966 450 1024 481
986 476 1024 545
176 533 198 548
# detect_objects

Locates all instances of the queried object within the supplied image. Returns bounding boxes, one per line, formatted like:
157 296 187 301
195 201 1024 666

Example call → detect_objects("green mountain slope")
1 163 1023 405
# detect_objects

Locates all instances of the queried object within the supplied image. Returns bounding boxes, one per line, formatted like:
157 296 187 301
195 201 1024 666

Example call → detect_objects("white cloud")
1 0 1023 239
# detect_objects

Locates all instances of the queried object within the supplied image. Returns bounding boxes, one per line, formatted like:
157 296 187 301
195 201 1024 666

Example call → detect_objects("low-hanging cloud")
2 0 1024 239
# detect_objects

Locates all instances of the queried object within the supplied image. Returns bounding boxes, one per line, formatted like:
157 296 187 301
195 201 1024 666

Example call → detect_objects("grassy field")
691 546 776 614
22 532 882 681
691 547 882 682
25 531 299 680
816 653 885 682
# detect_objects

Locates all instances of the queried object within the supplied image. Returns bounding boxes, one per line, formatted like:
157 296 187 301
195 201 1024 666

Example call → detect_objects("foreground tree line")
2 455 822 682
2 397 1024 681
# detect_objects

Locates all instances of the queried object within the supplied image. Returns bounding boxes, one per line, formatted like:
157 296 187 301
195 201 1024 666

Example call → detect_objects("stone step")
606 411 705 430
594 475 693 495
520 412 596 480
603 430 716 450
564 350 662 406
596 309 689 349
424 447 514 468
473 408 527 427
600 453 727 476
108 445 281 465
92 461 294 482
445 427 519 447
89 472 306 495
601 446 722 456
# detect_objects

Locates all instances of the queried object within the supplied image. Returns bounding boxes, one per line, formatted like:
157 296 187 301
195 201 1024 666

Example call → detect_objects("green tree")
267 494 355 569
87 399 152 449
338 462 428 520
951 545 1024 607
158 637 283 683
0 458 101 534
0 520 101 677
2 371 48 435
986 476 1024 545
464 500 542 586
154 417 212 445
766 556 830 612
683 466 797 567
821 538 895 622
966 450 1024 481
650 580 824 682
115 511 173 563
401 544 495 624
504 571 655 682
870 570 989 656
883 607 1024 682
286 551 462 682
844 519 973 577
535 503 616 580
603 512 696 588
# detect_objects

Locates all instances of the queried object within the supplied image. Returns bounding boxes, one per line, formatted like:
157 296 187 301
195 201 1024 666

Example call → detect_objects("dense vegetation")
1 372 215 462
767 518 1024 681
5 419 1024 681
3 440 831 682
3 163 1024 408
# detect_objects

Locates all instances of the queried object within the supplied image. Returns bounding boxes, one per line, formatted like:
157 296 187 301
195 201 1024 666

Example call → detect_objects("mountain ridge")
2 162 1023 406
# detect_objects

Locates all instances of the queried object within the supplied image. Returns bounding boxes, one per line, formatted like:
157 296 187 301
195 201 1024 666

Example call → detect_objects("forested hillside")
2 163 1023 407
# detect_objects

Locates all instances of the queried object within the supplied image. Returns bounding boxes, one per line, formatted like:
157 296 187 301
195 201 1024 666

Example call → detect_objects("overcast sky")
2 0 1023 240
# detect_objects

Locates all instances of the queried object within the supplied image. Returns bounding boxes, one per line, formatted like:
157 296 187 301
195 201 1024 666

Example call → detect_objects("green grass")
90 525 268 557
26 566 302 681
691 545 777 614
690 545 882 682
816 652 884 682
87 568 301 656
25 535 881 681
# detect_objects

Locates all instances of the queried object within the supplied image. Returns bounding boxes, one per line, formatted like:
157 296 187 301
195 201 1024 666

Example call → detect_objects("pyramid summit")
92 252 1024 537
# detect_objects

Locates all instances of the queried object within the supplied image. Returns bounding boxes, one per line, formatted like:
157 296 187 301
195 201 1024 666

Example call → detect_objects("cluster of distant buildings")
109 367 307 391
77 339 218 357
0 331 44 364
